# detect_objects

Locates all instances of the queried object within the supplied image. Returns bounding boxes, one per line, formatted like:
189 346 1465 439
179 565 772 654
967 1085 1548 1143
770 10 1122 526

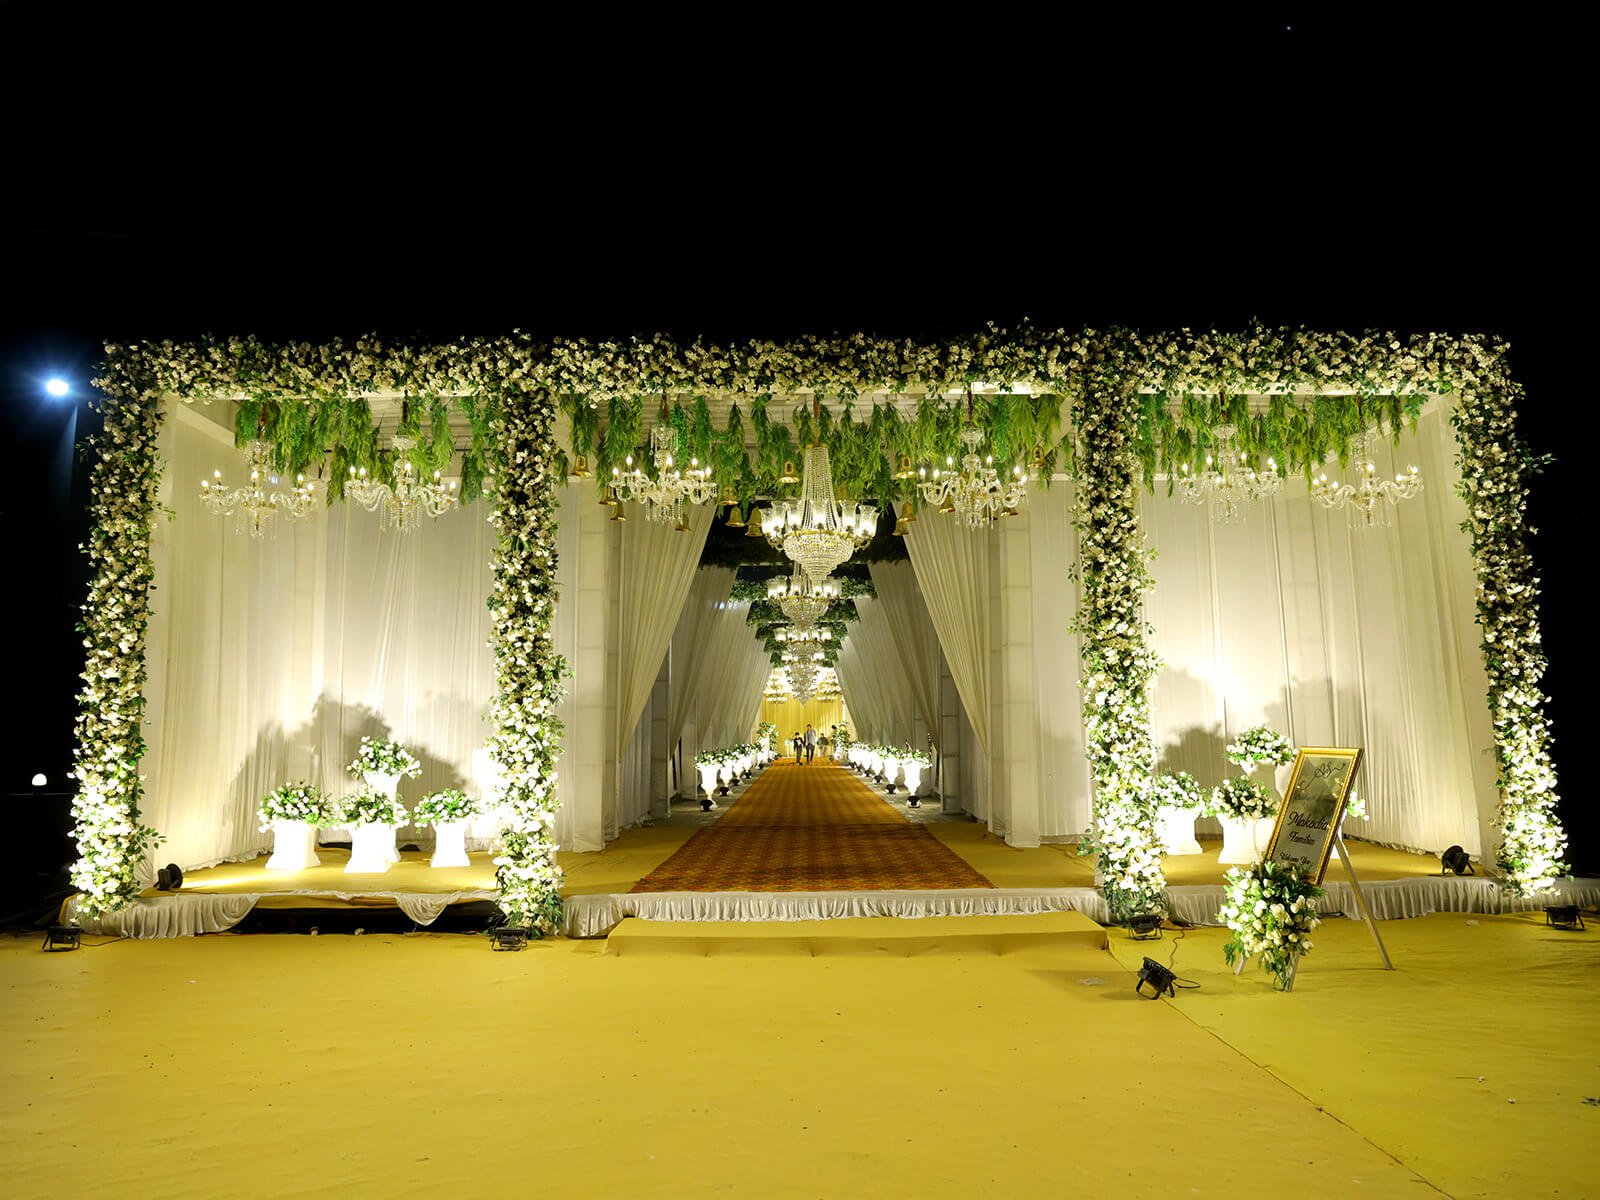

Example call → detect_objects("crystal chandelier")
345 433 460 531
1312 428 1421 525
786 659 820 700
760 442 876 580
768 566 840 630
1175 424 1282 522
775 625 832 646
917 425 1031 529
199 439 317 538
608 423 717 527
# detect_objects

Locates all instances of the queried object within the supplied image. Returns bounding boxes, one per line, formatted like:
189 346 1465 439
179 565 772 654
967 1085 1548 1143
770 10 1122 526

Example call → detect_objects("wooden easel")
1232 825 1393 990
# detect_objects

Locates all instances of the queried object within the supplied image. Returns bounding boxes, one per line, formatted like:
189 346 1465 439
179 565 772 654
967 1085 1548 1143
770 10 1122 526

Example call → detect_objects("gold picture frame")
1264 746 1364 885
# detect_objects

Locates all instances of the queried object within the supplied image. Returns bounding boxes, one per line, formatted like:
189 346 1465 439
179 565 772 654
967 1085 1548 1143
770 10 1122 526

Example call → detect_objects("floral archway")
73 327 1564 928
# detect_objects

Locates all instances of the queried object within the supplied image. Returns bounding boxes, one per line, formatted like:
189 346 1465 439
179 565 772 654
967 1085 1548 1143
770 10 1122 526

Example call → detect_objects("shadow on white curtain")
868 562 943 747
1143 407 1494 854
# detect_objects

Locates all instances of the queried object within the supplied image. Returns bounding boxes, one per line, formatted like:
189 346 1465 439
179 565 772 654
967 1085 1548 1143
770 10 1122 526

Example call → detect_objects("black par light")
1545 905 1584 931
1127 913 1164 939
42 925 82 952
1440 846 1474 876
1136 956 1176 999
490 927 531 951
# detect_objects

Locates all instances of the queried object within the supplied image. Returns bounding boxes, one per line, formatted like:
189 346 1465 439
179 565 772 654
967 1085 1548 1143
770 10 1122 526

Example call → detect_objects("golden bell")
572 454 593 479
727 505 747 529
1001 506 1020 518
745 514 766 538
599 487 617 507
718 484 738 508
610 504 628 522
892 454 916 481
892 499 916 537
938 499 956 515
779 460 800 485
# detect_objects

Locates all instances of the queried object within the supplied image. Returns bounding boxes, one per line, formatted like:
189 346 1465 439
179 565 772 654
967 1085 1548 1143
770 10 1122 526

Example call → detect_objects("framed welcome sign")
1264 747 1364 884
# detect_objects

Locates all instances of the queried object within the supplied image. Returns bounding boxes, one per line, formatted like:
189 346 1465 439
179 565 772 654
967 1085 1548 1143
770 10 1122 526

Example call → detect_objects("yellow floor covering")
604 912 1108 956
3 911 1594 1199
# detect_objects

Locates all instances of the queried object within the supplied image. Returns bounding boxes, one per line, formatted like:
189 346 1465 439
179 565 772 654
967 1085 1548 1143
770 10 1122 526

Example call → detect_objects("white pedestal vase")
901 763 924 807
696 766 719 810
1217 815 1277 865
1274 763 1294 798
1155 806 1203 856
265 820 321 871
881 758 901 793
430 821 470 869
347 823 397 873
363 771 406 862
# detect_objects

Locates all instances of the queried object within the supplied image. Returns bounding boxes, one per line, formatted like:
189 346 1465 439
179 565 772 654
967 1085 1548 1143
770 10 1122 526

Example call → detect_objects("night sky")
2 10 1588 885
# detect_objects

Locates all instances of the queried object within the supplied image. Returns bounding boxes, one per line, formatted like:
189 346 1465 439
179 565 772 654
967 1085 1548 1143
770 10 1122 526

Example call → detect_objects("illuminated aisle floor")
2 910 1592 1199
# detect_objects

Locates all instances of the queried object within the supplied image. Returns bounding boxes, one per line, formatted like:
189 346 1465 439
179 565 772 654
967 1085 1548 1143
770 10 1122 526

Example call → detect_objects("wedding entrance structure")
64 327 1581 942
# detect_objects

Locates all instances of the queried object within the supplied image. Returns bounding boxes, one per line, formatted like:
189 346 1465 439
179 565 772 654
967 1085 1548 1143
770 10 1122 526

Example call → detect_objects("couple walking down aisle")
792 724 818 764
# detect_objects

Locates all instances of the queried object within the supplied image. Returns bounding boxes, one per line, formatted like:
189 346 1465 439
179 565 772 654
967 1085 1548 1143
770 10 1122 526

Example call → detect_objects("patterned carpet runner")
632 760 994 892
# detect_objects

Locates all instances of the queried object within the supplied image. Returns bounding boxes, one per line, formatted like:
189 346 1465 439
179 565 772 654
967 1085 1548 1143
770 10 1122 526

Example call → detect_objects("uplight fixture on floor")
42 925 81 952
1440 846 1474 876
1136 956 1176 999
1545 905 1584 931
490 926 531 951
155 863 184 891
1127 913 1163 939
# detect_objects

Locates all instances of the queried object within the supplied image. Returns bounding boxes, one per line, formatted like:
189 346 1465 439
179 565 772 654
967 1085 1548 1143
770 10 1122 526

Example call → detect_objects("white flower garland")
1220 862 1323 991
1074 360 1167 922
68 389 165 917
486 389 568 934
1452 381 1567 893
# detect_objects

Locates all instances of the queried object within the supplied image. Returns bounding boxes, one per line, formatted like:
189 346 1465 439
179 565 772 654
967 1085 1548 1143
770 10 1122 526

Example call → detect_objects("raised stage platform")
63 830 1600 939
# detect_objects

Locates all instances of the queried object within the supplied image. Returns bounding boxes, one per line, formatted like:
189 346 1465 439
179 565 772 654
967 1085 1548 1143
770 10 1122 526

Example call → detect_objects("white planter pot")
1155 806 1203 856
347 823 397 873
430 820 470 869
697 766 719 797
363 771 406 862
1273 763 1294 798
901 764 924 795
265 819 321 871
1217 815 1277 865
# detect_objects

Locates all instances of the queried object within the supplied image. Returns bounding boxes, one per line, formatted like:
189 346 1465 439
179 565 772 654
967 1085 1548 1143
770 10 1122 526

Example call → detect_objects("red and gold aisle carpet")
632 760 994 892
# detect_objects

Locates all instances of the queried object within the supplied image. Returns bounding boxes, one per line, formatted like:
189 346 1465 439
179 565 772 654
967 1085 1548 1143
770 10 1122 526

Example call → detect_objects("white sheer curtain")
684 602 771 749
868 562 942 746
835 594 919 744
903 512 992 753
1143 406 1494 854
144 404 497 870
666 568 736 752
612 507 713 768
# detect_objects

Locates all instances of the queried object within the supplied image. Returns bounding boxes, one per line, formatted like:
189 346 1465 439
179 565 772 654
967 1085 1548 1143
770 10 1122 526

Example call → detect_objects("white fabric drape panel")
145 404 498 869
143 406 317 871
868 562 943 746
685 604 772 749
903 514 992 752
612 507 713 767
834 594 920 745
1143 407 1492 854
315 494 497 848
665 568 736 751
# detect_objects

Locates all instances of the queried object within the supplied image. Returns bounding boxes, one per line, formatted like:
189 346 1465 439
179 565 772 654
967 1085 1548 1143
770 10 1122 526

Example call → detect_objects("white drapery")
867 562 943 747
1143 406 1495 854
144 403 497 872
612 506 714 764
681 599 771 749
665 568 736 752
903 511 993 753
834 594 920 745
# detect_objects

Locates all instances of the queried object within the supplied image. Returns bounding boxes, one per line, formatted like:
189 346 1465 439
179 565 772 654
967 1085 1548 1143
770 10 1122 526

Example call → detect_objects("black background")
2 9 1589 911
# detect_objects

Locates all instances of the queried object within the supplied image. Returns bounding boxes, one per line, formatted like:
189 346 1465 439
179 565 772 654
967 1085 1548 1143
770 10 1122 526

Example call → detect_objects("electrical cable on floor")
1166 924 1201 991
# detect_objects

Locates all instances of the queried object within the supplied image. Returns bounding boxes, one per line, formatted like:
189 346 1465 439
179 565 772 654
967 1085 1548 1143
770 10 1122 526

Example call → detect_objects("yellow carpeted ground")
3 911 1594 1198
